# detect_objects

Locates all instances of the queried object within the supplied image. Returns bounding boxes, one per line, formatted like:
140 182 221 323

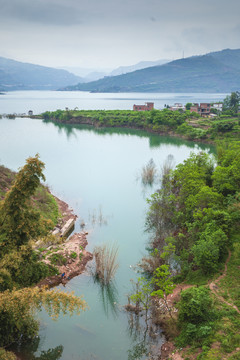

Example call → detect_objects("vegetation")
60 49 240 93
42 92 240 143
141 159 157 185
93 243 119 285
0 155 86 357
142 141 240 359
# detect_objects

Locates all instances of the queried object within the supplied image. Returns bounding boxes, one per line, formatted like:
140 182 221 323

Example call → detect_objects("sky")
0 0 240 71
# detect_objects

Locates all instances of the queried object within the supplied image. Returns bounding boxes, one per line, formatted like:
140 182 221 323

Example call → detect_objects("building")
169 103 185 111
28 110 33 116
190 103 199 113
211 103 223 112
199 103 211 116
133 102 154 111
190 103 211 116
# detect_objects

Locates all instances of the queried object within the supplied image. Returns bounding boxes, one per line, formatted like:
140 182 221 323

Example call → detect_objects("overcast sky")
0 0 240 70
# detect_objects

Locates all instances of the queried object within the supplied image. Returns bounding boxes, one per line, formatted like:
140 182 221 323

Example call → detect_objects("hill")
108 59 170 77
62 49 240 93
0 57 83 91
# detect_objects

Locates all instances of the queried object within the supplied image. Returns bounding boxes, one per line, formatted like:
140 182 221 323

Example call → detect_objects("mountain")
0 57 83 91
60 60 170 82
62 49 240 93
109 59 170 77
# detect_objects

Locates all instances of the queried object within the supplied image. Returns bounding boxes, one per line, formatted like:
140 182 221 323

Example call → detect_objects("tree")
130 277 152 323
0 287 86 347
151 264 175 318
223 91 240 114
177 287 216 346
192 238 219 274
185 102 192 110
0 155 51 253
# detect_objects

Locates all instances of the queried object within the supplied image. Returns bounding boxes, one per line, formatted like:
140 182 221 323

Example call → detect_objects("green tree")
185 102 192 110
151 264 176 318
223 91 240 114
0 155 51 253
177 287 216 346
130 277 152 322
0 287 86 347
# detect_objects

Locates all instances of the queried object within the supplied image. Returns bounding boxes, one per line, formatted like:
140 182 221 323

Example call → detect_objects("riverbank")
40 108 240 145
36 195 93 288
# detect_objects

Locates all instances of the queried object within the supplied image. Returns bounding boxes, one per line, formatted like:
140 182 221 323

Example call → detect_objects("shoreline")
37 195 93 288
43 116 215 145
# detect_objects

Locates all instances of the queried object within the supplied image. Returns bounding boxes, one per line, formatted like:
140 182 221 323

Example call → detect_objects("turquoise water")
0 115 214 359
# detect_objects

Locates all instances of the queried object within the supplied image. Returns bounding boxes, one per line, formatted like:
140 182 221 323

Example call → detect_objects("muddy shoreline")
37 195 93 288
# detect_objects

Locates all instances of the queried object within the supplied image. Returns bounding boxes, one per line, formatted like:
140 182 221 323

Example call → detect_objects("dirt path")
160 249 240 359
209 249 240 314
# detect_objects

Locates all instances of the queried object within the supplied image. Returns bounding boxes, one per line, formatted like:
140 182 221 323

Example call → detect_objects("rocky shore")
37 195 93 288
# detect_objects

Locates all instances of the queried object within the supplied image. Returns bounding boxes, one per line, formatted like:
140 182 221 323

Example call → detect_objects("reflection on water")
126 310 164 360
95 279 119 318
11 337 63 360
88 206 109 227
43 119 214 151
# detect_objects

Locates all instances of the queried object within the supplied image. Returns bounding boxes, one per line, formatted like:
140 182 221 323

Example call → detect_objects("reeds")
141 159 156 185
93 243 119 285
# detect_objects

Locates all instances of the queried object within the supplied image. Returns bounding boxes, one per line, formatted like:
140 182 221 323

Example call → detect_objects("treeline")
42 107 240 142
144 143 240 355
0 156 86 359
42 108 204 138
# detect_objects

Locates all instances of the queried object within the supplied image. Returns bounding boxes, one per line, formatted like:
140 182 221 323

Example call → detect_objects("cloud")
0 0 82 26
0 0 239 68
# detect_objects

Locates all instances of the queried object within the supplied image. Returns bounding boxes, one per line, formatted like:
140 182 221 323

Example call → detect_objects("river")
0 91 217 360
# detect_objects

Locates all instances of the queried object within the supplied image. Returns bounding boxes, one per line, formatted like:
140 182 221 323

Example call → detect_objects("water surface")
0 90 227 114
0 91 215 359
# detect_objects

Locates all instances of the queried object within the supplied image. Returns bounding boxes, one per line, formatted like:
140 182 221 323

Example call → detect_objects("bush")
49 253 67 266
70 251 77 259
176 286 217 346
192 238 219 274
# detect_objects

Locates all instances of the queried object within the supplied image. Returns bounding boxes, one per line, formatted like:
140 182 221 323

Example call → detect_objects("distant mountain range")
60 59 170 82
108 59 170 77
0 57 82 91
62 49 240 93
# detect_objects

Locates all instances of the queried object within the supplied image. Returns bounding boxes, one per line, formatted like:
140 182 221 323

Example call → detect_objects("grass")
141 159 157 186
217 240 240 309
93 243 119 285
178 238 240 360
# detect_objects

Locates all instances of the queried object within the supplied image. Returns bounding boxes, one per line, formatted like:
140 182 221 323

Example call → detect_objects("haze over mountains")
0 57 83 91
63 49 240 93
60 59 170 82
0 49 239 93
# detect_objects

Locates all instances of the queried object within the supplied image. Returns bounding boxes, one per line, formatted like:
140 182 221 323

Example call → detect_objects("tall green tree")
223 91 240 114
0 155 48 253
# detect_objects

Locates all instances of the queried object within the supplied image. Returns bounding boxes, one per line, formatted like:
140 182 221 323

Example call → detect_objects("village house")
169 103 185 111
133 102 154 111
211 103 223 112
190 103 211 116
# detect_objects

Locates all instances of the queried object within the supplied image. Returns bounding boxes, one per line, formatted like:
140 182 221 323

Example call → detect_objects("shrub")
49 253 67 266
70 251 77 259
176 287 217 346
